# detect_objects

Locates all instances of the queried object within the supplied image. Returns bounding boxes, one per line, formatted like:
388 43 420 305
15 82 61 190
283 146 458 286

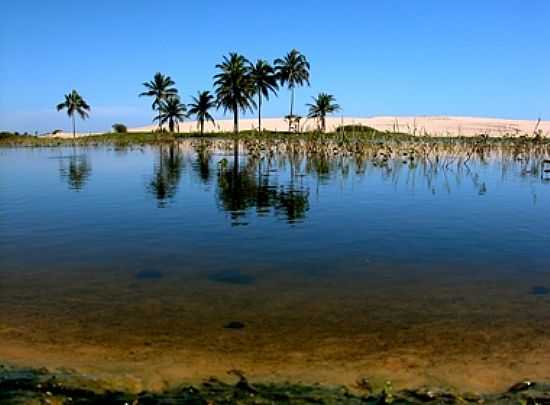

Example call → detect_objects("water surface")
1 140 549 391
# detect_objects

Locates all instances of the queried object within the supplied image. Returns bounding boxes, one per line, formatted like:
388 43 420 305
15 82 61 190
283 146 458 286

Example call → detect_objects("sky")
1 0 549 133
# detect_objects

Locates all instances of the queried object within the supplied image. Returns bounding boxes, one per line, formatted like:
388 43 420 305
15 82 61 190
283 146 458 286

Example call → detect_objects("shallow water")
1 140 550 392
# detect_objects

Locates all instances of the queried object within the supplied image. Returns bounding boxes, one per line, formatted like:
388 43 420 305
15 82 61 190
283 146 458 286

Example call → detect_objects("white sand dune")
131 115 550 137
48 116 550 138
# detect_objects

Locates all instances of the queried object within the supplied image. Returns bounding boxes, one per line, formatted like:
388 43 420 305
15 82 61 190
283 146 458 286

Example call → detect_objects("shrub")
112 123 127 133
336 124 379 133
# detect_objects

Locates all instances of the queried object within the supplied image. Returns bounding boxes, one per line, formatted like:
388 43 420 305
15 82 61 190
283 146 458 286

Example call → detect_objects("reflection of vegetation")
216 157 309 225
148 145 184 207
59 154 92 191
193 141 213 184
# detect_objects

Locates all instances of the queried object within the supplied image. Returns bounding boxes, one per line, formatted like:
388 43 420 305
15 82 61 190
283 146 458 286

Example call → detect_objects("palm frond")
56 90 90 119
213 53 256 115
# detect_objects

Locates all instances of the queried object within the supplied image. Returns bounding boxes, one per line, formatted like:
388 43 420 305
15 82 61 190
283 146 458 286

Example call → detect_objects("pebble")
224 321 245 330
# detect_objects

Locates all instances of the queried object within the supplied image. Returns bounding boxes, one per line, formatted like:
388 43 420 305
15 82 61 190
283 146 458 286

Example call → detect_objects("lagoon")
1 139 550 393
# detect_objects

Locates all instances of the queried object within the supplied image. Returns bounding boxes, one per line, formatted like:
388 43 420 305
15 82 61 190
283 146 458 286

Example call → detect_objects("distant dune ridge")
48 116 550 138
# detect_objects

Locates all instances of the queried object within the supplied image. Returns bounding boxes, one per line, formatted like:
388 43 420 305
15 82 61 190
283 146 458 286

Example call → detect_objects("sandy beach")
46 115 550 138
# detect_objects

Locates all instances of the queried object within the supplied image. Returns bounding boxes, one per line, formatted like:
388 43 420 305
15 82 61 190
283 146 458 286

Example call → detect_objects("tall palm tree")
274 49 310 131
307 93 341 133
56 90 91 139
249 59 278 132
188 91 216 135
213 53 256 134
139 72 178 132
158 96 187 132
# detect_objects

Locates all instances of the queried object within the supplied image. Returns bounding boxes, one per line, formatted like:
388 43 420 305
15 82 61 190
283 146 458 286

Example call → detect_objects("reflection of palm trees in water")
216 151 309 225
193 141 212 184
148 144 184 207
59 152 92 191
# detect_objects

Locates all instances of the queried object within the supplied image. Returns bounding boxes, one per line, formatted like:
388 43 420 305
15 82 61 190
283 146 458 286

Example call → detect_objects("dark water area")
1 140 550 392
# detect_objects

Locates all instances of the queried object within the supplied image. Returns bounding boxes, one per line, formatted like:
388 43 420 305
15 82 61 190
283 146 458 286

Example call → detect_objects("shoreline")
1 363 549 403
6 115 549 139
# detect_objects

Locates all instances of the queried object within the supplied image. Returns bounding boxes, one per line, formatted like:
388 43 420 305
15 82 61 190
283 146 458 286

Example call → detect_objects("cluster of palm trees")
139 49 340 134
57 49 341 137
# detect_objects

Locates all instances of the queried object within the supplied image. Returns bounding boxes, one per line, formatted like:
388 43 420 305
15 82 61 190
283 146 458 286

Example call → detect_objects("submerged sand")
1 263 549 394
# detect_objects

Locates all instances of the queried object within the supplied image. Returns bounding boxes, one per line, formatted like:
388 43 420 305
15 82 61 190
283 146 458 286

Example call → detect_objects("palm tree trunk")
258 92 262 132
233 140 239 173
322 116 326 133
157 102 162 132
200 119 204 135
233 105 238 134
288 88 294 132
233 105 239 172
72 114 76 139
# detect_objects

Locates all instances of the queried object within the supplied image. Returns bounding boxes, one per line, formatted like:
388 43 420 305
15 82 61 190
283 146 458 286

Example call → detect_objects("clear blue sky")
1 0 549 133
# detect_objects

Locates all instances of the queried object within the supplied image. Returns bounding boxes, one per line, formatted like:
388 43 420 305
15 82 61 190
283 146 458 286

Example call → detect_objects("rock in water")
224 321 245 329
530 286 550 296
508 381 535 392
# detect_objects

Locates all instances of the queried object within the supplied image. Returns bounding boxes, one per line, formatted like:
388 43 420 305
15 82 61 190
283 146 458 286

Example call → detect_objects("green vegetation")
187 91 216 135
56 90 90 139
32 51 544 143
112 123 127 133
158 96 187 132
213 53 256 134
2 128 549 150
139 72 178 131
41 50 341 137
249 59 279 132
275 49 311 131
307 93 341 132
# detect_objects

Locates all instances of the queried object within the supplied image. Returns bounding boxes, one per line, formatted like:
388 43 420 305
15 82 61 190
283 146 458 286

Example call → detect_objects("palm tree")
188 91 216 135
307 93 341 133
158 96 187 132
274 49 310 131
213 53 256 134
56 90 91 139
249 60 278 132
139 72 178 132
